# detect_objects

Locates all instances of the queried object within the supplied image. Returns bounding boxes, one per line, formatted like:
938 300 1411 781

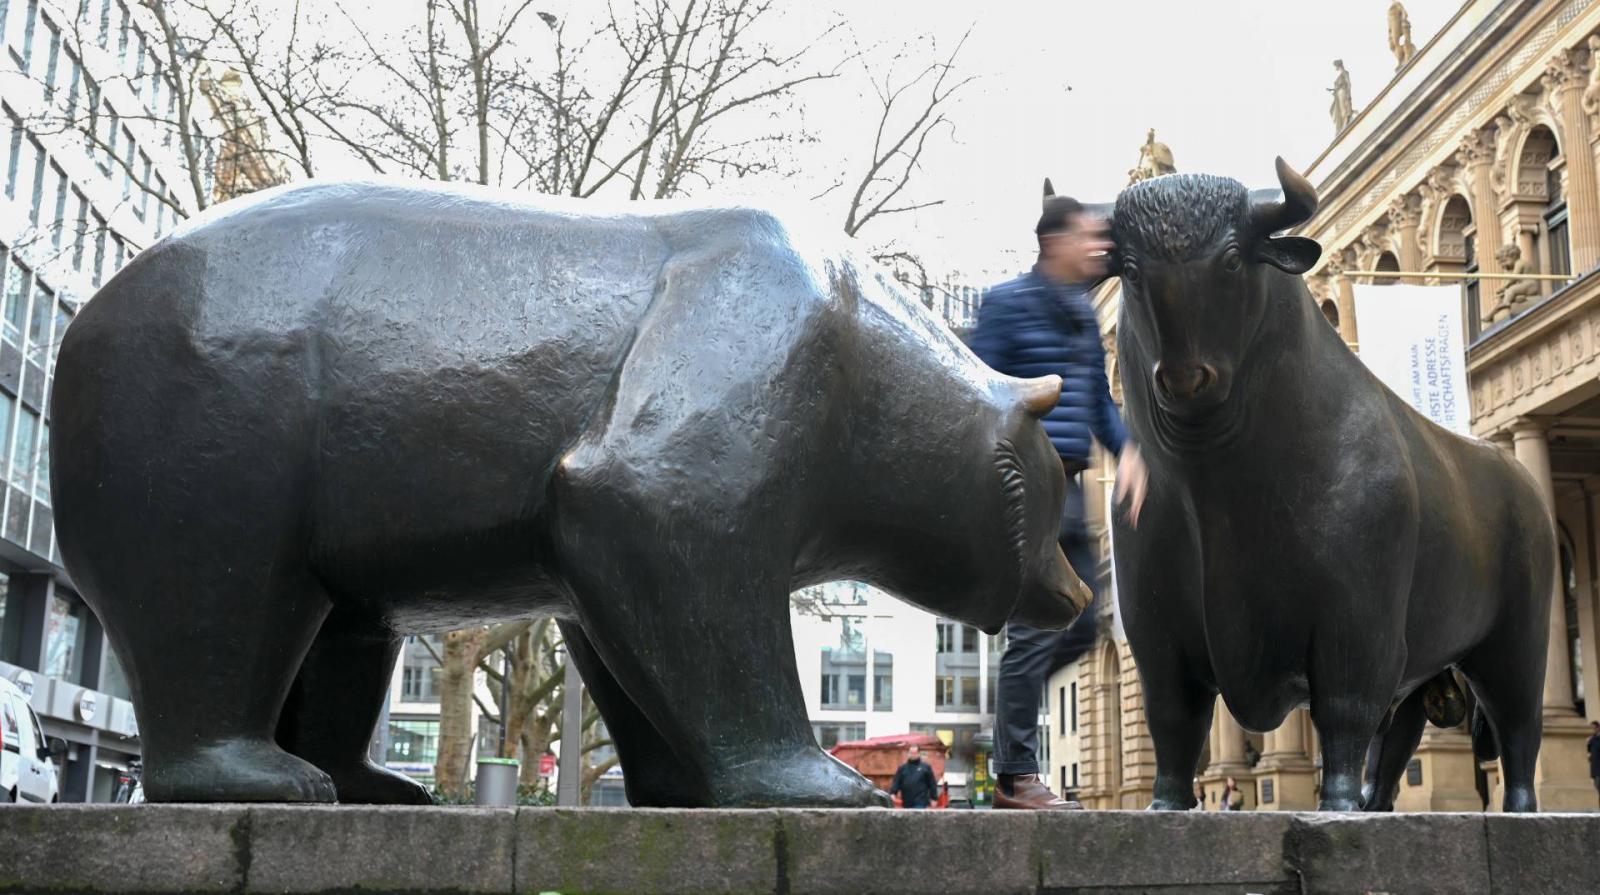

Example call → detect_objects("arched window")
1374 251 1400 285
1438 195 1476 337
1530 124 1572 279
1320 299 1340 329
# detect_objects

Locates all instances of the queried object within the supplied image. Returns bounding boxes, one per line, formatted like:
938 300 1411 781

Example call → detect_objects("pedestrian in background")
888 744 940 809
1219 776 1244 811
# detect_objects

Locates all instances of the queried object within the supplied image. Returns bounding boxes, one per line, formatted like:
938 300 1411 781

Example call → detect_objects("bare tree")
509 0 847 199
839 28 973 240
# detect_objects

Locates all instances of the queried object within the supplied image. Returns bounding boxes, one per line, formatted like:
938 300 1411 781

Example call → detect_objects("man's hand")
1115 443 1150 527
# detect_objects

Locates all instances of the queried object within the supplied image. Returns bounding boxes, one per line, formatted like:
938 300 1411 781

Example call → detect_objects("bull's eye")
1222 248 1243 273
1122 264 1142 288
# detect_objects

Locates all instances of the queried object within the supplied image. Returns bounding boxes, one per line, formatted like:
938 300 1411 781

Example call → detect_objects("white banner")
1351 284 1472 435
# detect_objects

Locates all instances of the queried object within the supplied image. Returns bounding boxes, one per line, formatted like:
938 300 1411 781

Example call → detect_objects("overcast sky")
333 1 1463 281
771 0 1463 279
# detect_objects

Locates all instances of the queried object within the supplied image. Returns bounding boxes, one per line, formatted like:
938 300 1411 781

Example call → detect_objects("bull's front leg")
1115 502 1214 810
1307 610 1406 810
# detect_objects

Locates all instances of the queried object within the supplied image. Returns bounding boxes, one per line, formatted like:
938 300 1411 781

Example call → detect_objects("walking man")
970 185 1148 809
888 744 940 809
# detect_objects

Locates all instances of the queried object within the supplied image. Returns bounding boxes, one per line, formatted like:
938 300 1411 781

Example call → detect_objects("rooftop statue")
1128 128 1177 185
49 182 1087 807
1389 1 1418 69
1330 60 1355 132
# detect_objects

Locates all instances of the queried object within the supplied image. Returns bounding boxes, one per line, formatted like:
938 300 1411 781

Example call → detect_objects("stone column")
1198 701 1254 809
1387 195 1424 272
1255 707 1316 810
1510 420 1577 716
1326 251 1359 350
1509 418 1593 811
1545 48 1600 272
1457 127 1504 317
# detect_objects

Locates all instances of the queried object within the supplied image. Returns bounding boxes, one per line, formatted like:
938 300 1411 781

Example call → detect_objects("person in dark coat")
888 745 940 809
1587 721 1600 807
970 188 1149 810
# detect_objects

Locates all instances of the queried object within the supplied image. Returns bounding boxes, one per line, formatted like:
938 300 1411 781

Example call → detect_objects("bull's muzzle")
1154 361 1218 402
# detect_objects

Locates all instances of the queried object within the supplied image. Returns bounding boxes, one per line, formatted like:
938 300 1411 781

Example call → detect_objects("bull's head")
1111 157 1320 419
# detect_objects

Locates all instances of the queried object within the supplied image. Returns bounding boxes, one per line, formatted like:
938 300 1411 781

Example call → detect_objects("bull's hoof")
1147 797 1196 811
1317 796 1362 811
1503 786 1537 812
144 739 337 803
328 761 434 805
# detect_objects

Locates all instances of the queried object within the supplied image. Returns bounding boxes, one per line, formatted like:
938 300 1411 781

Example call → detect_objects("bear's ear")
1043 178 1055 202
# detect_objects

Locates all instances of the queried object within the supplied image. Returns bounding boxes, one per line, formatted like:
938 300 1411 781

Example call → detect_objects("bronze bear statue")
50 181 1087 806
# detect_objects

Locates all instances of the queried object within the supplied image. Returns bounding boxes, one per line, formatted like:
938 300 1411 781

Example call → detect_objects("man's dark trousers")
994 478 1100 776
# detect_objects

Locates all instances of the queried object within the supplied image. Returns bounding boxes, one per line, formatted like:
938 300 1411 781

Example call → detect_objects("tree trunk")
434 627 487 798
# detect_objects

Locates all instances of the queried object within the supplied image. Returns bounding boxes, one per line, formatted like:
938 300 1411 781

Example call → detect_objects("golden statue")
1388 1 1417 69
1128 128 1177 185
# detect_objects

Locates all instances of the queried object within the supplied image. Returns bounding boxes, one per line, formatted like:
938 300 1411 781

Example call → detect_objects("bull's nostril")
1155 363 1215 400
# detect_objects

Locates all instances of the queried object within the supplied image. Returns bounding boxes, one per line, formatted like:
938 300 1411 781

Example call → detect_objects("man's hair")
1037 195 1085 238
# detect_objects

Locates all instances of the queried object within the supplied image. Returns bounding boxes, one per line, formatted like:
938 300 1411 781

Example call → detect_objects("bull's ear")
1256 236 1320 274
1043 177 1055 201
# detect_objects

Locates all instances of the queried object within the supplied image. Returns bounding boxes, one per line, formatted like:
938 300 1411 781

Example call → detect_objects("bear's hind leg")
277 608 431 805
557 621 705 806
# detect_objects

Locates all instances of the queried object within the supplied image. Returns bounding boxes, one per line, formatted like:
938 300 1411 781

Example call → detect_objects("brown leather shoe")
993 774 1083 810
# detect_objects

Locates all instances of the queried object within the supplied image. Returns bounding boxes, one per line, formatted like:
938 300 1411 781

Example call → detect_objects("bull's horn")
1043 177 1055 202
1248 156 1318 235
1016 375 1062 418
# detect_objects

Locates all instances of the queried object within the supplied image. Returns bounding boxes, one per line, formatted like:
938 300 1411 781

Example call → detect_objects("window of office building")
10 405 38 495
820 617 866 710
0 572 12 664
872 650 892 711
13 0 38 73
100 640 132 699
912 722 979 775
2 252 29 345
811 722 864 750
386 718 439 767
399 634 442 703
42 591 86 682
4 105 22 200
935 618 980 712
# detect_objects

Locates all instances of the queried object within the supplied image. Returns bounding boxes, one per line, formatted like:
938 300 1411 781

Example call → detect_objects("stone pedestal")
1535 715 1598 811
1392 727 1483 812
1253 708 1318 811
1198 701 1256 810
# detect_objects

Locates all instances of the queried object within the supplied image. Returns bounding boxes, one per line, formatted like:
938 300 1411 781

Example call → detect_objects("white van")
2 676 63 803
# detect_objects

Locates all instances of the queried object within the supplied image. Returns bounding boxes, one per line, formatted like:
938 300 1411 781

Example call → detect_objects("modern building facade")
791 580 1050 802
1056 0 1600 812
0 0 239 801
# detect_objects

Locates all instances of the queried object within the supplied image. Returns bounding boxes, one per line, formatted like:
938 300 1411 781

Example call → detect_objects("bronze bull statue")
50 181 1088 806
1109 159 1553 812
